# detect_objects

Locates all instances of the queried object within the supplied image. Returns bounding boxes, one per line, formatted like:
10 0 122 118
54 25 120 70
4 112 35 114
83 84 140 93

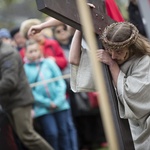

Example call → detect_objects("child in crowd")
24 39 75 150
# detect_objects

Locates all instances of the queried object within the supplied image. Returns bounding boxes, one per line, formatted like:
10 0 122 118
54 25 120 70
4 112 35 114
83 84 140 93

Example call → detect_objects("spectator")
52 24 73 78
0 29 20 150
24 39 74 150
0 39 53 150
52 24 72 60
0 28 12 45
53 24 79 150
10 27 26 51
26 18 79 150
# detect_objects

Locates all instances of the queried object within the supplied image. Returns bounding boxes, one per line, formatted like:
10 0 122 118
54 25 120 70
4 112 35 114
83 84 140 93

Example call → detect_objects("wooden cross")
36 0 134 149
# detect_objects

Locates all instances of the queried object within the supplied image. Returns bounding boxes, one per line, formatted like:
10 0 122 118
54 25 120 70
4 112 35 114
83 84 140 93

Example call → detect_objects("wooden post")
76 1 119 149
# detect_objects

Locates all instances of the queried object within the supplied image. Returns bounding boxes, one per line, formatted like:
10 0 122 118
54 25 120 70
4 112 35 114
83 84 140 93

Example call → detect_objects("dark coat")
128 2 147 37
0 42 34 111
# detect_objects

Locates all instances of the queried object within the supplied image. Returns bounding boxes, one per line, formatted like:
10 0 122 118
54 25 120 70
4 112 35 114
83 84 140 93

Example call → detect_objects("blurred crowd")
0 0 148 150
0 16 106 150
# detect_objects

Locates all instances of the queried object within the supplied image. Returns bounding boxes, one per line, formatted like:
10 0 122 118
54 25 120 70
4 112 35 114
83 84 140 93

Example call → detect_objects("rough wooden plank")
36 0 114 34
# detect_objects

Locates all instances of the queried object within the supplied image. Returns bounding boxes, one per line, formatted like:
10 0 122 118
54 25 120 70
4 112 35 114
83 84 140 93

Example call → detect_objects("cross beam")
36 0 114 34
36 0 134 149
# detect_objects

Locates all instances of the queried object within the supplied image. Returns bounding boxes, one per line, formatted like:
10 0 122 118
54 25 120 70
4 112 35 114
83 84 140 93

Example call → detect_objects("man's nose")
111 51 117 59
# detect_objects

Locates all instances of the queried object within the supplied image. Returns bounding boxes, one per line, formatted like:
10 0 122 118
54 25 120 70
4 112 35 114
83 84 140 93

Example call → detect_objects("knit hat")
10 27 20 38
0 28 11 39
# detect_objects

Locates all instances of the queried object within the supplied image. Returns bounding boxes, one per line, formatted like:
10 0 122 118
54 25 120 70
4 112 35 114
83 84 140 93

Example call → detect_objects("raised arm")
28 18 64 36
69 30 82 65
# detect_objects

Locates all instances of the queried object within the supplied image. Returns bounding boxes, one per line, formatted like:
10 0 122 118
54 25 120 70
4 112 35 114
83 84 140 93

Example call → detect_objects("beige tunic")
70 48 96 92
70 48 150 150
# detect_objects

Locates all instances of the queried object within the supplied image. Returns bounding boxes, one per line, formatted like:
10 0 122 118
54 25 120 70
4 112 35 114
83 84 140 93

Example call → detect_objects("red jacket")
20 39 67 70
42 39 67 70
105 0 124 22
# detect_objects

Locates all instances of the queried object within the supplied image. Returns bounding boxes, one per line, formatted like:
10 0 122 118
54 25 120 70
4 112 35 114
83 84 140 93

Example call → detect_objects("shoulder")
128 55 149 64
0 43 19 59
0 43 15 54
135 55 150 65
132 55 150 68
120 55 150 73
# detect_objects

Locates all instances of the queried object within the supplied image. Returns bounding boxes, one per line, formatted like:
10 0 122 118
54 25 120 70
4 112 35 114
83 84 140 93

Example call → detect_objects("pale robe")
70 48 150 150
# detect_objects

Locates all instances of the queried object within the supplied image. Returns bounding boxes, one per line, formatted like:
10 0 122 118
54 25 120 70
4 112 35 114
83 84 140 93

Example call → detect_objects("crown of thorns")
100 22 139 50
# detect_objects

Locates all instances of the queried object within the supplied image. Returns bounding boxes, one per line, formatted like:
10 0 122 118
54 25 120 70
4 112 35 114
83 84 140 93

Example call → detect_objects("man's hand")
87 3 96 8
50 102 57 109
28 24 43 37
97 49 116 66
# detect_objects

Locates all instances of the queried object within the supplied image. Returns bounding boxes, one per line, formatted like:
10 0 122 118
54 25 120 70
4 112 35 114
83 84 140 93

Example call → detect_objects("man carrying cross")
28 0 138 150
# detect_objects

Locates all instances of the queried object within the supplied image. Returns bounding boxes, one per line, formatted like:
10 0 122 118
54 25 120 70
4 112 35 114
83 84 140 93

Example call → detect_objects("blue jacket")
24 58 70 118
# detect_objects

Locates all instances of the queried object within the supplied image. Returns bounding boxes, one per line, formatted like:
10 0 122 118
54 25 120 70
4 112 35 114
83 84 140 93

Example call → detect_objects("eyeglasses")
55 27 67 34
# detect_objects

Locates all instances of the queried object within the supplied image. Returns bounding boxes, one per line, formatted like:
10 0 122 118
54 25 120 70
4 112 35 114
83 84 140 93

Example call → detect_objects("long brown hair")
129 34 150 56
